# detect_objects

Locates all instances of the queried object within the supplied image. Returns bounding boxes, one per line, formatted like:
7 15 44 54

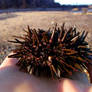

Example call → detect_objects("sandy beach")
0 9 92 63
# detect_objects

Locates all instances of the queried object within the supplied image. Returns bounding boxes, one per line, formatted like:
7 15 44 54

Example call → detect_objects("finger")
0 53 18 68
86 64 92 83
59 79 89 92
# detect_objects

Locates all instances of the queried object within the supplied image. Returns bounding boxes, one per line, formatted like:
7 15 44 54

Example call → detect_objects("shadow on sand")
0 13 17 20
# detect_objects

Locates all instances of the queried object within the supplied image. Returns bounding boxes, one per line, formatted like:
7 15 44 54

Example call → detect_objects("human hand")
0 53 92 92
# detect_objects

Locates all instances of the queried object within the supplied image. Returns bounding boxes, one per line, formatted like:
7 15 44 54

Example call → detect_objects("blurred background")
0 0 92 65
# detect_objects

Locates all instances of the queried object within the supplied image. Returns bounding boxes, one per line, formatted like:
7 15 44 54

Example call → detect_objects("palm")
0 56 91 92
0 59 58 92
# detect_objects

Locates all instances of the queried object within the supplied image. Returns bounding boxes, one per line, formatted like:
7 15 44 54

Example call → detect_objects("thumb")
0 53 18 68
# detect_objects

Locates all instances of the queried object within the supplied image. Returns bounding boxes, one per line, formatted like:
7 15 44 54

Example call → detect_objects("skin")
0 53 92 92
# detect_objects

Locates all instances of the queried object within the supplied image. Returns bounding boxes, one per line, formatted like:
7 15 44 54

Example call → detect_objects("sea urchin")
9 23 92 81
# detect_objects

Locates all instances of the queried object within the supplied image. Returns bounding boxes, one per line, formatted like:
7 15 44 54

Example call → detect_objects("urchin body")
9 24 92 81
